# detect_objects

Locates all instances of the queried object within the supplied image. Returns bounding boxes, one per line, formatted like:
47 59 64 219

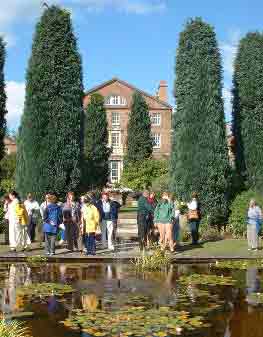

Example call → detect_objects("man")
97 192 121 251
24 193 40 242
137 190 153 251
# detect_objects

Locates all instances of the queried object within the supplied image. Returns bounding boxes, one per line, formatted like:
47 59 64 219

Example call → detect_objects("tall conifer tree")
0 37 7 162
83 93 110 189
232 32 263 190
16 6 84 199
126 91 153 164
171 18 231 222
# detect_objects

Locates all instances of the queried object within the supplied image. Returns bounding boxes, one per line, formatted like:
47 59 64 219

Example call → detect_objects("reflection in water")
0 263 263 336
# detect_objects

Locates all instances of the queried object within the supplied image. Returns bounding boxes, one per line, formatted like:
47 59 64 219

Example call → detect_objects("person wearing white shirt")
24 193 40 242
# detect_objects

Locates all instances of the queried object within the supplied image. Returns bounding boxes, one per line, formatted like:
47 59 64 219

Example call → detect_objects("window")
112 112 120 126
153 133 161 149
110 161 121 182
151 112 161 126
111 131 121 148
105 95 127 106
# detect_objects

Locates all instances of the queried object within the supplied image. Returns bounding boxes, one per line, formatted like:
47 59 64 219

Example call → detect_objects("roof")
85 77 172 109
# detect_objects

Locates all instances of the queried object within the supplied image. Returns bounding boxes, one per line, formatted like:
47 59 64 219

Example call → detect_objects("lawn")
176 239 263 259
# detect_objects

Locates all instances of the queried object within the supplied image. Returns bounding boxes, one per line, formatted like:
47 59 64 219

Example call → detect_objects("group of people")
3 191 121 256
137 190 201 252
4 187 262 255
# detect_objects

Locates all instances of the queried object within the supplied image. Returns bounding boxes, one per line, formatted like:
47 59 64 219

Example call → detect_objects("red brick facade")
84 78 173 183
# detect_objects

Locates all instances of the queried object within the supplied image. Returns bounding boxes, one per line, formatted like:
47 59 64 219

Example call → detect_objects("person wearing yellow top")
81 194 100 256
8 191 31 252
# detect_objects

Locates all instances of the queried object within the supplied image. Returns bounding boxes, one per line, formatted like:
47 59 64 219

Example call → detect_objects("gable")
84 78 172 110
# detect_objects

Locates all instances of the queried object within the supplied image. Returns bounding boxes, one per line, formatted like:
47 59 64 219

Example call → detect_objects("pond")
0 261 263 337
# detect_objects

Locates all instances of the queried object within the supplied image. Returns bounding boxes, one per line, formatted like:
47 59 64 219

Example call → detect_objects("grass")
176 239 263 258
0 318 30 337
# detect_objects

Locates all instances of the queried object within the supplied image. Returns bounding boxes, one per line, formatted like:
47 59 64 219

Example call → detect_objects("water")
0 262 263 337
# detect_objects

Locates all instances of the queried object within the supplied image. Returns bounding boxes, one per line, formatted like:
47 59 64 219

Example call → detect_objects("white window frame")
111 131 121 148
153 133 161 149
110 161 121 183
111 111 120 126
105 95 127 106
151 112 161 126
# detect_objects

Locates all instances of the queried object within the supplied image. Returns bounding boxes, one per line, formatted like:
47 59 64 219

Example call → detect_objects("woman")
81 194 100 256
172 195 181 247
154 192 174 252
187 192 201 245
62 192 81 252
24 193 40 242
43 194 62 256
3 195 11 244
8 191 30 251
247 199 262 251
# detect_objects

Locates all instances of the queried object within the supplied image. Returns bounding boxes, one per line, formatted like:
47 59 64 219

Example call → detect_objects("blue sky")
2 0 263 130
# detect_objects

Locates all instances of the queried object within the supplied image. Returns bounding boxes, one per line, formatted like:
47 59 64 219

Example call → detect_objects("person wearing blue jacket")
97 192 121 251
43 193 62 256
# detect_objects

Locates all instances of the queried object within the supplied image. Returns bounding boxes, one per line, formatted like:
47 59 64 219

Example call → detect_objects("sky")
1 0 263 130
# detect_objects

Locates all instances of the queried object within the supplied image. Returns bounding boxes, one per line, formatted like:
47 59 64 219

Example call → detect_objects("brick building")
84 78 173 183
4 136 17 155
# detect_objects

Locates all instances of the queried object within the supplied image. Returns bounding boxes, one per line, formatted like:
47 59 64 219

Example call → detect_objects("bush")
200 227 223 242
228 190 263 238
0 153 16 195
151 173 170 193
121 159 168 191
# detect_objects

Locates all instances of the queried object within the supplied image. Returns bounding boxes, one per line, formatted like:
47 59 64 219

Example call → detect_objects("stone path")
0 239 263 263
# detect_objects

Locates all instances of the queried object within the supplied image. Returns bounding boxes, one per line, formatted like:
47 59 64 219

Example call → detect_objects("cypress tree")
16 6 84 200
126 91 153 163
0 37 7 162
232 32 263 190
171 18 231 222
83 93 110 189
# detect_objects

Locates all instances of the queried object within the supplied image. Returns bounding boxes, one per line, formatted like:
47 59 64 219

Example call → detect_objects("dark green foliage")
121 159 168 191
16 6 84 200
0 153 16 195
126 91 153 163
0 38 7 162
232 32 263 191
171 18 231 223
83 93 111 189
229 190 263 238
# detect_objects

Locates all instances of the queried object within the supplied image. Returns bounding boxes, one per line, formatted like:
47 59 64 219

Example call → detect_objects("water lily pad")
17 283 74 298
178 274 236 286
213 260 263 270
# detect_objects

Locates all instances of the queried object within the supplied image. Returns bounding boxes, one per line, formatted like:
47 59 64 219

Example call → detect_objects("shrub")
121 159 168 191
228 190 263 238
151 173 170 193
200 226 223 242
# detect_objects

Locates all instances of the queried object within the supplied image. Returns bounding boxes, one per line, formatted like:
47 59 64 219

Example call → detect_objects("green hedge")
228 190 263 238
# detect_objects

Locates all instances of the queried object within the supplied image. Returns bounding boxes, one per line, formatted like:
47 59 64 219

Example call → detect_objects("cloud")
6 81 25 129
63 0 166 14
220 29 241 79
220 29 242 122
0 0 41 47
223 87 232 122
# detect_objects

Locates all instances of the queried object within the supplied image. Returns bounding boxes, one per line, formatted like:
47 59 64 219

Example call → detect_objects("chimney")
157 80 168 102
